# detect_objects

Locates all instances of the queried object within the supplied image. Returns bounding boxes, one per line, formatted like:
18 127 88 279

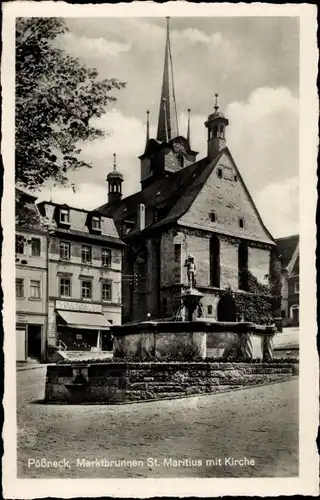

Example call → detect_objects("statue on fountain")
184 254 197 289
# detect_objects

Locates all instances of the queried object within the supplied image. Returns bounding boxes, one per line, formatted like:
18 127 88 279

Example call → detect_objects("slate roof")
15 187 45 232
98 153 221 236
53 228 125 247
98 147 275 246
276 235 299 269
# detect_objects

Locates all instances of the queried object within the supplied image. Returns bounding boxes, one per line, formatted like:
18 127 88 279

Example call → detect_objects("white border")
2 2 319 497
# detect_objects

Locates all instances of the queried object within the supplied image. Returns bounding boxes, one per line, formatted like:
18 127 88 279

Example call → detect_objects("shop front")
55 301 112 351
16 313 45 362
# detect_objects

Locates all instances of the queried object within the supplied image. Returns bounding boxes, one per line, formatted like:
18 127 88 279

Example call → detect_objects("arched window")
210 235 220 288
238 242 249 291
213 125 218 138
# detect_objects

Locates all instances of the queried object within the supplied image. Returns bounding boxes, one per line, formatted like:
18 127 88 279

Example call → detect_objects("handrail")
57 340 67 351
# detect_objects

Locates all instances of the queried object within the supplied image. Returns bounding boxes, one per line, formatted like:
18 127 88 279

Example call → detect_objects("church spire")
156 17 179 142
187 108 191 145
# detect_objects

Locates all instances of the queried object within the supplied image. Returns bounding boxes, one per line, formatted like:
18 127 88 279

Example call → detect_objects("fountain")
45 256 297 404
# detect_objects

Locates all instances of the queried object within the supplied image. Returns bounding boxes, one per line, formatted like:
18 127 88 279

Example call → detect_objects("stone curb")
17 364 49 372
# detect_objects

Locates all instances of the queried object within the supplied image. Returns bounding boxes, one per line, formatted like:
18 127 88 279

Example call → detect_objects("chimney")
138 203 145 231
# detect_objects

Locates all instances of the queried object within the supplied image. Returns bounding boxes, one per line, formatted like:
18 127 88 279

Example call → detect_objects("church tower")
107 153 123 205
205 93 229 160
139 17 198 188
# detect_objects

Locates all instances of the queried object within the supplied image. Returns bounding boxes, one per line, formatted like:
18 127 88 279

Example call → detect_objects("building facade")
98 19 281 325
16 188 48 362
16 188 124 361
36 201 124 353
276 235 299 326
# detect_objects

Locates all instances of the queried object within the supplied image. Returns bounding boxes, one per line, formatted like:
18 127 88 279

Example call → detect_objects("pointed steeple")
187 108 191 145
146 110 150 144
156 17 179 142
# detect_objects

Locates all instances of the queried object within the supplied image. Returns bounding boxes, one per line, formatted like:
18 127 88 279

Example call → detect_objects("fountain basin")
111 320 276 361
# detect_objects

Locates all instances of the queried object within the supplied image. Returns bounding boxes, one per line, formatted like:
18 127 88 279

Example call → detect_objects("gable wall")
180 151 273 243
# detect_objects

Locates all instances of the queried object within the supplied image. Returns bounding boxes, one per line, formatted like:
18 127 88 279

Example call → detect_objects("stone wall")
45 361 298 404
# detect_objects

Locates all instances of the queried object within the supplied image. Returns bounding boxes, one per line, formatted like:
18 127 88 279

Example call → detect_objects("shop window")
30 280 41 299
31 238 41 256
16 235 24 254
81 245 92 264
16 278 24 298
60 241 70 260
60 278 71 297
81 280 92 299
102 248 112 267
102 282 112 302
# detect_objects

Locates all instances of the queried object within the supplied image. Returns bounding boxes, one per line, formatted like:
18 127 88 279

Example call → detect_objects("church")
98 18 281 325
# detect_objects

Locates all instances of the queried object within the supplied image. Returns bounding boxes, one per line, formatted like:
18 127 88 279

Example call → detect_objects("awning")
57 310 111 330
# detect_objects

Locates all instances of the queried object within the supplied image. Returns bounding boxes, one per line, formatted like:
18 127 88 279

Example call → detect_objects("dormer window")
60 208 70 224
92 216 101 230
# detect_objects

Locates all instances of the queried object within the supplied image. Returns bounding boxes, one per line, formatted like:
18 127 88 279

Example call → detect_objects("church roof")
97 154 214 231
276 235 299 269
97 147 275 245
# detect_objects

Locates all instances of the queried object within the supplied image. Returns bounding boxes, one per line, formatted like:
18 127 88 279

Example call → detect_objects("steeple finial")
113 152 117 170
214 93 219 113
187 108 191 145
156 17 179 142
146 110 150 144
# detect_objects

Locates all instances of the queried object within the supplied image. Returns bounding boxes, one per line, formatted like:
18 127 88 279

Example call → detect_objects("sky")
37 16 299 238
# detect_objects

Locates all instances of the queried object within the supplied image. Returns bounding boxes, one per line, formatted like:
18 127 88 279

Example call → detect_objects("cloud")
58 32 131 59
255 177 299 238
226 87 299 193
172 29 222 47
36 183 109 210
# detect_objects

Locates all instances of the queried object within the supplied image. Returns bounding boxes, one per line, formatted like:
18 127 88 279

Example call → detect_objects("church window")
238 242 249 291
210 235 220 288
210 211 216 222
239 217 245 229
213 125 218 138
207 305 213 315
217 168 222 178
219 126 224 138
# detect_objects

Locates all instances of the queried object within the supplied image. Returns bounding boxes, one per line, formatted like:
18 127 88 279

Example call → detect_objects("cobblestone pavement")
17 367 298 478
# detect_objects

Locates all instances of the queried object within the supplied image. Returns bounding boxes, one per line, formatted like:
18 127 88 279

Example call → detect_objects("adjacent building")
98 19 281 325
36 201 124 354
16 188 48 362
16 189 124 361
276 235 299 326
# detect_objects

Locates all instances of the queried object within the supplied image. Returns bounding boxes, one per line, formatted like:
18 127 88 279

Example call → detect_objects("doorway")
27 325 42 360
217 294 237 322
